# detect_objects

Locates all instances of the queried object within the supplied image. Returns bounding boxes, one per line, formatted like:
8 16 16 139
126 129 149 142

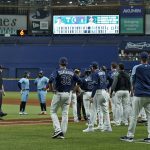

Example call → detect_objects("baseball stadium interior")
0 0 150 91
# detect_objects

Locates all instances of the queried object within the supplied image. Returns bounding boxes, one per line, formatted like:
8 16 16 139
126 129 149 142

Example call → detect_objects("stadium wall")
1 44 136 91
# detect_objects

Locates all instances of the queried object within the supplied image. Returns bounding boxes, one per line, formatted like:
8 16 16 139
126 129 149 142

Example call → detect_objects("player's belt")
38 89 46 91
22 89 29 91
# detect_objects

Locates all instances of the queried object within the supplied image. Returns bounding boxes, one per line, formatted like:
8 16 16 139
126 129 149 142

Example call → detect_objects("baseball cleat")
52 131 63 139
83 127 94 133
144 138 150 143
0 112 7 117
120 136 133 142
94 126 103 130
39 111 47 115
101 128 112 132
23 112 28 115
19 112 23 115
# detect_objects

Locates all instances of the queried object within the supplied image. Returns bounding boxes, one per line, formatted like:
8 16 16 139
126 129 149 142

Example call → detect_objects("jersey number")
61 75 72 85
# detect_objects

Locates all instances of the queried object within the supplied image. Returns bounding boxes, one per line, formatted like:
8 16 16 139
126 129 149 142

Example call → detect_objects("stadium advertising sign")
0 15 27 35
53 15 119 34
120 41 150 51
120 6 144 34
145 14 150 35
29 8 51 35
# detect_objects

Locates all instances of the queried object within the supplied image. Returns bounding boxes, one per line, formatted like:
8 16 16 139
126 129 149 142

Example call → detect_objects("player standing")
18 72 30 115
110 63 131 126
83 62 111 132
0 65 7 117
120 52 150 142
34 71 49 115
48 57 80 139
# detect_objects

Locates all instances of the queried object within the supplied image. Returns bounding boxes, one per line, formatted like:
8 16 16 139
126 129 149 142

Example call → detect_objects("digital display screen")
53 15 119 34
120 18 144 34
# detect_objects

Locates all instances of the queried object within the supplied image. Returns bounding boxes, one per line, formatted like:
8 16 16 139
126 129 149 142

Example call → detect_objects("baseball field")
0 92 150 150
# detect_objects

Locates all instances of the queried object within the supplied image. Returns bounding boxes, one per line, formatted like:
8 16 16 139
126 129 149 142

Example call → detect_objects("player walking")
18 72 30 115
34 71 49 115
48 57 80 139
120 52 150 142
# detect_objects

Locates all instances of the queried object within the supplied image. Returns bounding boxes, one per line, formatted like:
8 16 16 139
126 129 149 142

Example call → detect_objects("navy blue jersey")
80 75 94 92
49 68 80 92
91 69 107 98
131 64 150 97
107 69 117 89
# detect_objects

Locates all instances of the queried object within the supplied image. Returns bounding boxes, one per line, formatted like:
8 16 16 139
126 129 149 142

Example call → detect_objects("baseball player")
18 72 30 115
107 62 118 124
34 71 49 115
83 62 112 132
80 68 94 125
110 63 131 126
0 65 7 117
120 52 150 142
48 57 81 139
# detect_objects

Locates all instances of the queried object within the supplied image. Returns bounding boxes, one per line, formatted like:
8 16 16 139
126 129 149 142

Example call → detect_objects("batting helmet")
59 57 68 66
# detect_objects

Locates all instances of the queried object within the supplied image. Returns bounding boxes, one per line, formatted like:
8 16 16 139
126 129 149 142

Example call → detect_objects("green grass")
2 92 77 120
1 92 150 150
0 123 150 150
3 92 54 100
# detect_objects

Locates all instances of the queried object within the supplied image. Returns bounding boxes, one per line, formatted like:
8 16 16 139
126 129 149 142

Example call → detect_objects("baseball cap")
59 57 68 66
39 70 43 74
91 61 99 68
140 52 149 59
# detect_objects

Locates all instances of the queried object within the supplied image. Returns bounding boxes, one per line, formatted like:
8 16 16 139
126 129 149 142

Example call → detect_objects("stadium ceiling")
0 0 149 8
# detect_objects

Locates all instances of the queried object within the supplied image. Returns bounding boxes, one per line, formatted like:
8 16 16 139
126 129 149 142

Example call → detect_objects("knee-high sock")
43 103 46 111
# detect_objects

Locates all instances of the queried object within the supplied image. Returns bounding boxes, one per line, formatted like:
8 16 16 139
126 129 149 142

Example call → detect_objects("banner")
120 41 150 51
120 6 144 17
0 15 27 35
120 6 144 34
28 8 51 35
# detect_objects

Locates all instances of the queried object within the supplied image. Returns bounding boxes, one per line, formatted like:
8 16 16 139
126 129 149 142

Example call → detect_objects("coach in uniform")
48 57 80 139
121 52 150 142
18 72 30 115
0 65 7 117
34 71 49 115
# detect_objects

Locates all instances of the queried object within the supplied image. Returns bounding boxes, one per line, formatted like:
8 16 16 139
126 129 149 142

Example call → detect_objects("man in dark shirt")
0 65 7 117
110 63 131 126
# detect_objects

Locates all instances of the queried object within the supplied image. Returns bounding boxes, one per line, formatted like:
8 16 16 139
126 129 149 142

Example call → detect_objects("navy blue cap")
59 57 68 65
91 61 99 68
140 52 149 59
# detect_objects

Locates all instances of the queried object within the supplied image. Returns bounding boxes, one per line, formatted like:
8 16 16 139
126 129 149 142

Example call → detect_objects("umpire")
0 65 7 117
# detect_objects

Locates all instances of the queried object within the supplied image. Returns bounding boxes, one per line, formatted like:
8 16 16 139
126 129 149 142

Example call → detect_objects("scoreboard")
53 15 119 34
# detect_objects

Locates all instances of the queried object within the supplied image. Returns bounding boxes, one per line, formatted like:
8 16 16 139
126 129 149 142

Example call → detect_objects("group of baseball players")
0 52 150 142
